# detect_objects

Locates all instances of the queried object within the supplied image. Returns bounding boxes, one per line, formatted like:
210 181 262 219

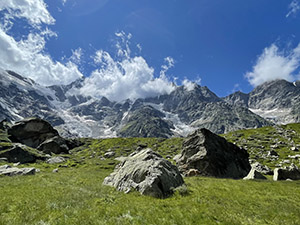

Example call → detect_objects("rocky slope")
224 79 300 124
0 69 278 138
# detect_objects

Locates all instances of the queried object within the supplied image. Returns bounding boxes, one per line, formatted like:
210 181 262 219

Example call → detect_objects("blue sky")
1 0 300 100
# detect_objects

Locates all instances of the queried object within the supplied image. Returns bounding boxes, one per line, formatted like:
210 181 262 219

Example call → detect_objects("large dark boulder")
8 118 58 148
0 143 46 163
176 128 251 178
37 136 69 154
103 148 184 198
273 164 300 181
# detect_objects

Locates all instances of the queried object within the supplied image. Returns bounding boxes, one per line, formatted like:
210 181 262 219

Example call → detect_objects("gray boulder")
46 156 66 164
273 164 300 181
8 117 58 148
0 165 35 176
243 168 267 180
104 151 115 158
176 128 251 178
103 148 184 198
37 136 69 154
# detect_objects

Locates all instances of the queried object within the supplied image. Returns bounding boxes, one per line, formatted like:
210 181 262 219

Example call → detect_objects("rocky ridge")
0 69 273 138
224 79 300 124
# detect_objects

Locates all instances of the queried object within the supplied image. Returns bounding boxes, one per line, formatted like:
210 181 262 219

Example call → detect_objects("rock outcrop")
176 128 251 178
273 164 300 181
251 162 273 175
37 136 69 154
8 118 59 148
46 156 66 164
7 118 72 154
0 143 45 163
0 165 36 176
243 168 267 180
103 148 184 198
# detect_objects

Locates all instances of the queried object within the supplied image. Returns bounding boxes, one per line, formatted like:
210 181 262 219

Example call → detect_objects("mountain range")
0 68 299 138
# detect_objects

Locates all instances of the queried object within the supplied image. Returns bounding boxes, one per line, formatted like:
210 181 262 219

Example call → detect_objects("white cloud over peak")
245 44 300 87
0 0 84 86
286 0 300 18
0 0 55 26
76 32 176 102
182 77 201 91
80 49 175 102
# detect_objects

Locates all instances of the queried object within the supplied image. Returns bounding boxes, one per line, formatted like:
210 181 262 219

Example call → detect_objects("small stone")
291 147 299 152
52 168 59 173
104 151 115 158
46 156 66 164
267 150 279 157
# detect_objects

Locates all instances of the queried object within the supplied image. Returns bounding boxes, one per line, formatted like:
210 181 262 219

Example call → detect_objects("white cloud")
0 0 55 26
0 0 83 86
286 0 300 18
76 33 176 102
70 48 83 65
0 30 83 85
182 77 201 91
245 44 300 87
80 51 175 102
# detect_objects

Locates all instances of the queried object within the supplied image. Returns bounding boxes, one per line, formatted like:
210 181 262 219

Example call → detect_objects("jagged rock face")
103 148 184 198
176 128 251 178
8 118 59 148
222 91 249 108
0 70 64 126
189 102 272 134
0 69 277 138
225 79 300 124
118 105 174 138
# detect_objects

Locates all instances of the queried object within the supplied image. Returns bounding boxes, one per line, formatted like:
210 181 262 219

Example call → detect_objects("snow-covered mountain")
0 69 278 138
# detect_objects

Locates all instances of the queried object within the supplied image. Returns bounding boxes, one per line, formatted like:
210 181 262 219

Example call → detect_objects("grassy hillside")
1 125 300 224
223 123 300 169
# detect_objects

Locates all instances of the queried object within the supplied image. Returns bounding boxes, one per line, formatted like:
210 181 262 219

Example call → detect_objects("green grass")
72 137 183 160
0 165 300 225
1 125 300 224
223 123 300 169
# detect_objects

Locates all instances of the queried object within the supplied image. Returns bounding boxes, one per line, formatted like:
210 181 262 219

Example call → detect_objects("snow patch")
249 108 294 124
145 103 195 137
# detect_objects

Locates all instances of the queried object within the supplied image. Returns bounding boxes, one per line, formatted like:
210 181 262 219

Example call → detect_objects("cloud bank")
79 33 176 102
0 0 83 86
245 44 300 87
0 2 193 102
